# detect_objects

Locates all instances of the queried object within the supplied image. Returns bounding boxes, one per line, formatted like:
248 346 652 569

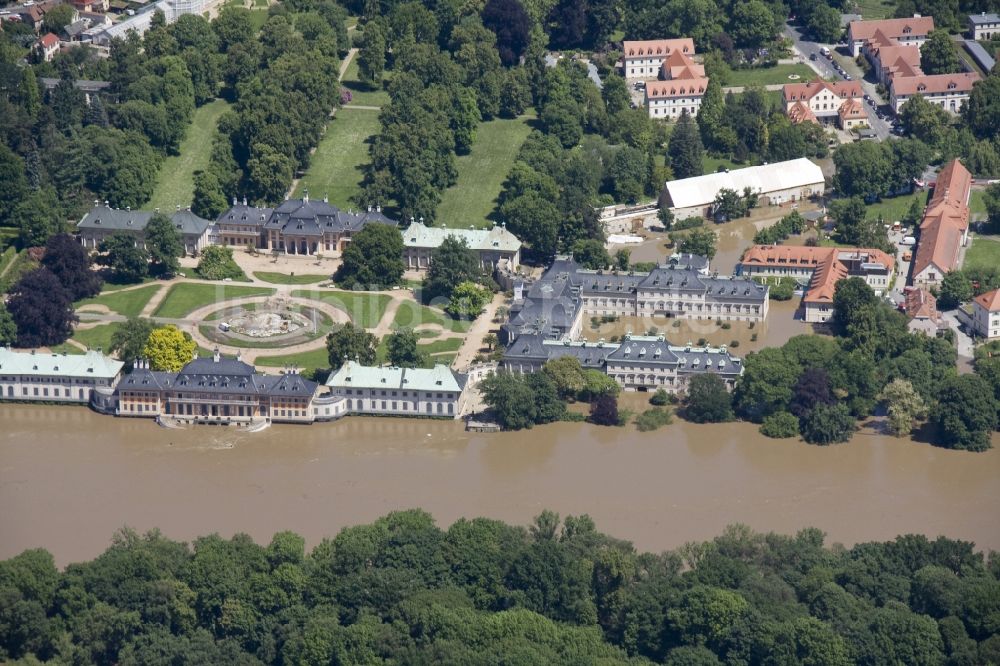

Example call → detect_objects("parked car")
844 74 852 80
809 52 818 60
901 235 917 246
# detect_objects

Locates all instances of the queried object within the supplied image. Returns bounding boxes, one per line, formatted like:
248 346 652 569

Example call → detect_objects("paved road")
782 22 894 140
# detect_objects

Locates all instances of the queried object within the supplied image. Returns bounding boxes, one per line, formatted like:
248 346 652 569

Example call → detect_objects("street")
783 22 895 140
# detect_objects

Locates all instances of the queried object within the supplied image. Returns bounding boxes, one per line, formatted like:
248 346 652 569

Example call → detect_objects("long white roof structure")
664 158 825 209
0 348 124 379
326 361 467 392
401 222 521 253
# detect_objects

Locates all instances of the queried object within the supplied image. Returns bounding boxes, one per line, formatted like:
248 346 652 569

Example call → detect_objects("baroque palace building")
113 352 325 424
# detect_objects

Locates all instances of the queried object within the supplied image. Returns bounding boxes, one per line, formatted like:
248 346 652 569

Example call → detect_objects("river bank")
2 402 998 566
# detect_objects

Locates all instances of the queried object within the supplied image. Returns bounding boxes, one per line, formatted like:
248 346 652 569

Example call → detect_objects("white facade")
0 348 123 404
325 362 469 419
972 291 1000 340
890 84 975 114
646 93 703 119
969 13 1000 40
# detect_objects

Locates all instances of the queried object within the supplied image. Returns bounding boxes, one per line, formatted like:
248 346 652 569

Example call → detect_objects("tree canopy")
335 223 404 290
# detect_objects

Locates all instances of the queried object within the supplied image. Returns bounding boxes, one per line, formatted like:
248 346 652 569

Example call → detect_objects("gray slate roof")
217 198 398 237
968 12 1000 24
118 356 317 397
78 205 211 237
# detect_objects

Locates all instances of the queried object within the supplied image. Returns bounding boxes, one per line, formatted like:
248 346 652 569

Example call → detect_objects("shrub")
760 412 800 439
196 246 246 281
770 279 796 301
729 340 739 348
635 408 673 432
649 388 670 406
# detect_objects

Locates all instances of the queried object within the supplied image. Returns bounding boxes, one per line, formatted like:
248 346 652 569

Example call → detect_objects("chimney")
376 204 381 213
213 348 220 362
242 196 247 206
232 195 237 206
303 190 309 203
323 193 328 203
176 204 180 211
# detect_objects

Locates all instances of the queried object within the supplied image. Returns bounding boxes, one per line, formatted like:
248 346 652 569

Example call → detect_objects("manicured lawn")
153 284 275 319
290 289 392 329
76 284 161 318
853 0 894 18
145 99 231 211
291 109 381 208
256 347 331 373
341 57 391 107
72 324 120 353
436 113 536 229
392 301 473 333
970 189 988 218
864 191 928 224
725 63 819 88
419 337 463 355
965 237 1000 272
702 155 744 174
252 271 330 284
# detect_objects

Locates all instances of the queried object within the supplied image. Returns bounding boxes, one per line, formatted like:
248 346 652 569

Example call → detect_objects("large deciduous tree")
335 223 404 290
445 281 492 319
673 227 717 260
357 19 386 87
422 235 481 303
920 30 960 75
683 373 733 423
878 378 927 437
386 328 425 368
937 271 973 309
97 232 150 284
7 268 78 347
42 233 103 300
482 0 531 67
962 69 1000 140
195 245 244 280
479 371 539 430
143 325 196 371
143 213 183 277
589 393 620 426
800 403 856 445
110 317 156 369
326 323 377 370
929 375 998 451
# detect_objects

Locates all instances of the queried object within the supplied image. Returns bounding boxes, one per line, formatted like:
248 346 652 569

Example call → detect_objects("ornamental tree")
386 328 426 368
144 212 183 277
42 233 103 300
800 403 856 445
929 375 998 451
684 373 734 423
110 317 156 369
445 281 491 319
142 325 197 371
335 223 404 290
7 268 77 347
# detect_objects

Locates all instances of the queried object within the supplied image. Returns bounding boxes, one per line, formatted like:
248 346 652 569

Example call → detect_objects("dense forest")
2 513 999 664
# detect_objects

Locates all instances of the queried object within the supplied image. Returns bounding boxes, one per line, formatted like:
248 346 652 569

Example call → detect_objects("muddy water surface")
2 403 998 566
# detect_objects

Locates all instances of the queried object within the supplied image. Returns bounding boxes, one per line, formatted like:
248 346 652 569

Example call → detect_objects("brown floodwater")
2 402 998 566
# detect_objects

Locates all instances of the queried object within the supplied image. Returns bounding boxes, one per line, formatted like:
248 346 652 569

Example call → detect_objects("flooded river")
2 403 998 566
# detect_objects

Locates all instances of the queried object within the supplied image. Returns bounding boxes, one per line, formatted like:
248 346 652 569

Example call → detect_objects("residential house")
738 245 895 323
325 362 469 419
971 288 1000 340
847 16 934 56
644 77 709 120
968 12 1000 40
783 79 865 129
214 195 397 255
661 158 826 221
114 352 322 424
501 333 744 393
78 204 212 256
903 286 946 336
622 38 695 80
889 72 981 114
0 348 123 405
912 159 972 288
863 38 922 85
35 33 60 61
401 221 521 271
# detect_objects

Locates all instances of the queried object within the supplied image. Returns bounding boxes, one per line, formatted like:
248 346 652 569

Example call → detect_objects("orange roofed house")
782 79 865 130
972 289 1000 340
847 16 934 56
738 245 895 323
622 38 709 120
911 159 971 289
622 38 695 80
903 287 946 336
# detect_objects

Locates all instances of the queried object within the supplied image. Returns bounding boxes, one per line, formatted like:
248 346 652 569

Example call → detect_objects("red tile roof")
904 287 938 320
848 16 935 42
912 159 972 278
891 72 981 96
783 79 863 103
39 33 59 48
838 98 867 119
975 288 1000 312
646 78 708 97
787 101 818 124
623 39 695 58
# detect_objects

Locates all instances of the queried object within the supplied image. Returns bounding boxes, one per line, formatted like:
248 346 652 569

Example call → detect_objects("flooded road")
2 403 998 566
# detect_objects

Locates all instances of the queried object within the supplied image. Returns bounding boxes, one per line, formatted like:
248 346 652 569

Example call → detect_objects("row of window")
3 386 88 399
341 389 456 399
346 399 454 414
0 376 101 385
